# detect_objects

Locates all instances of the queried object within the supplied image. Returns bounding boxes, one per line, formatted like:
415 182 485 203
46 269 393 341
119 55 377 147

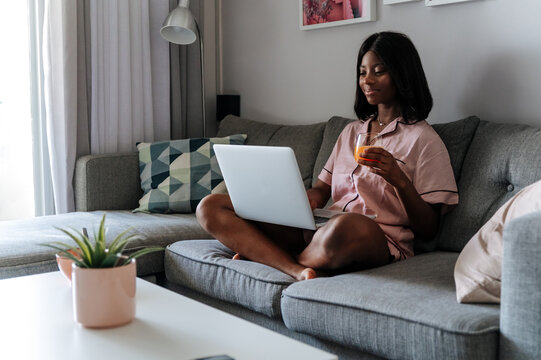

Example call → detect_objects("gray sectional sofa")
1 114 540 360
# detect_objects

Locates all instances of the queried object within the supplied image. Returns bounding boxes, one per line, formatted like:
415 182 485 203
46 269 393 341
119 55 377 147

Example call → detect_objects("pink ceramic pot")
56 249 80 284
72 258 136 328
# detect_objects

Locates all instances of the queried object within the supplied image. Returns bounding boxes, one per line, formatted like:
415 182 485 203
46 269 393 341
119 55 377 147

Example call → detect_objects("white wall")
220 0 541 126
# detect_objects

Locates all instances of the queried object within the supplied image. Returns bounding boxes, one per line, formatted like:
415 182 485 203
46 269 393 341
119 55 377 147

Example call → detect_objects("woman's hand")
357 147 407 188
357 147 440 240
306 180 331 210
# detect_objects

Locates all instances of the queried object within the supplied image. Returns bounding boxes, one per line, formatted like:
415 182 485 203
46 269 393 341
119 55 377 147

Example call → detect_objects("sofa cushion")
217 115 326 188
412 116 480 253
217 115 283 145
165 240 296 318
438 120 541 251
281 252 500 360
431 116 480 183
134 134 247 213
0 211 209 279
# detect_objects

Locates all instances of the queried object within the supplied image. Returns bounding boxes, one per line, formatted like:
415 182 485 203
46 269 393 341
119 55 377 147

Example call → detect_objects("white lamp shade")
160 4 197 45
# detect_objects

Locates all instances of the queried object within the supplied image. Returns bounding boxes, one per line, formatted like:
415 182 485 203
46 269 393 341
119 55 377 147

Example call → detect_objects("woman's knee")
313 214 359 254
317 214 387 259
323 214 371 242
196 194 228 230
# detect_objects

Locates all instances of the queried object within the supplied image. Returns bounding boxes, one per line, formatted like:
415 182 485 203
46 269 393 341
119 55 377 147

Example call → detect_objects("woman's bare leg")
298 213 391 271
196 194 316 280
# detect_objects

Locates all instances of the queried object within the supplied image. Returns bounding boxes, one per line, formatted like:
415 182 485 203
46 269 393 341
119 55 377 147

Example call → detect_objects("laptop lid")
213 144 317 230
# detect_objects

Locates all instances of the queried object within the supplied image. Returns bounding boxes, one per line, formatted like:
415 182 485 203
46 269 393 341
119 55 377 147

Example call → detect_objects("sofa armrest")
500 210 541 359
74 152 142 211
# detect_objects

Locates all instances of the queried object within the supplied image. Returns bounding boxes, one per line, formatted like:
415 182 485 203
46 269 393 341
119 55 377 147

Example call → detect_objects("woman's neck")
376 105 401 126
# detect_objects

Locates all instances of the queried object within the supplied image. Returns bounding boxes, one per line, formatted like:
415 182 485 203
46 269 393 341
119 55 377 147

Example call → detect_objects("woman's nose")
363 73 375 84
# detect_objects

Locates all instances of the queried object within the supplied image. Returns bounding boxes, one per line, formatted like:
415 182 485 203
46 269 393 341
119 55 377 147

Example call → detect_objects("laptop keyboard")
314 215 329 225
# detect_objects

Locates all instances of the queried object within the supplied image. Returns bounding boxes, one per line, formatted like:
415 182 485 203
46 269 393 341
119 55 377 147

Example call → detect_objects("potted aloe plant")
42 213 162 328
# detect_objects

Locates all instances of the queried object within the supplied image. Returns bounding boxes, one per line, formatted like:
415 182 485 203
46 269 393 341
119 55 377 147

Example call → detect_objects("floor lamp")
160 0 206 137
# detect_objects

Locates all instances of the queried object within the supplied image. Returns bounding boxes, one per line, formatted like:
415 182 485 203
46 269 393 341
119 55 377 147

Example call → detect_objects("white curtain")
89 0 170 153
29 0 170 215
28 0 54 216
41 0 79 213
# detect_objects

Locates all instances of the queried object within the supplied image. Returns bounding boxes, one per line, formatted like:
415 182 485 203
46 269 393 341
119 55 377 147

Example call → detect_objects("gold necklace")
377 113 400 126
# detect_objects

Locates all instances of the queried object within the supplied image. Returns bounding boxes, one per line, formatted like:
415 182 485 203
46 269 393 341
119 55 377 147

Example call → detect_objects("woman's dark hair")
354 31 433 122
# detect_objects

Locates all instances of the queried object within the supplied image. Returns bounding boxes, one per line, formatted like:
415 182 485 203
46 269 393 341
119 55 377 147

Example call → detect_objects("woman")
196 31 458 280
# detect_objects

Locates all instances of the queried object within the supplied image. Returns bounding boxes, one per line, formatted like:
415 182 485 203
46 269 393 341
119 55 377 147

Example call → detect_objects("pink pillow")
454 180 541 303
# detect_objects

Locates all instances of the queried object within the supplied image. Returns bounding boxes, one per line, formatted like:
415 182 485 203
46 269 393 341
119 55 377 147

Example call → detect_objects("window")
0 1 35 220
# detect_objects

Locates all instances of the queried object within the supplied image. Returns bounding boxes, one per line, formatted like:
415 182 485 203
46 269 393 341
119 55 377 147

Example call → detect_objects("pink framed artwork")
426 0 479 6
299 0 376 30
384 0 420 4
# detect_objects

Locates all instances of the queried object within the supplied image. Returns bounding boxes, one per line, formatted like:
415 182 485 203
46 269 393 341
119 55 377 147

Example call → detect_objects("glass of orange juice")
354 132 383 163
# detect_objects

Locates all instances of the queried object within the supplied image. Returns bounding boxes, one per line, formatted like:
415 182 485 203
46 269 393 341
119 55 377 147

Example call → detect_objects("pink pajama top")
318 117 458 260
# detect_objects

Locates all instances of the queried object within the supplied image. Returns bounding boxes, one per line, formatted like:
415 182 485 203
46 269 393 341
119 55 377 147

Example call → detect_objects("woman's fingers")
358 148 396 178
362 147 389 158
358 148 389 166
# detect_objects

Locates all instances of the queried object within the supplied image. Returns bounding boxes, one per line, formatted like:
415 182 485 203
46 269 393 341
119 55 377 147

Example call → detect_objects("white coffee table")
0 272 337 360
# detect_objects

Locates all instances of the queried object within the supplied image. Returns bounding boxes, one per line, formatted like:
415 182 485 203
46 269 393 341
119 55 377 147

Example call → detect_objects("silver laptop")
213 144 374 230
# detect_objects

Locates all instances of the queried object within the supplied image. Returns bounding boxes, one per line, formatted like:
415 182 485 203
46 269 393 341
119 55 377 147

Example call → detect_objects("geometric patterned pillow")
133 134 247 213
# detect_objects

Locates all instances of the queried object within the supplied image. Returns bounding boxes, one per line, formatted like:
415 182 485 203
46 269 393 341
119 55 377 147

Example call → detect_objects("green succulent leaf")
108 228 136 254
55 228 93 265
101 254 121 268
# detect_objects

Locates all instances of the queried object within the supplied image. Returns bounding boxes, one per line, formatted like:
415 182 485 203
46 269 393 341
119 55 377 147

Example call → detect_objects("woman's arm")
391 176 440 240
306 180 332 210
359 147 440 239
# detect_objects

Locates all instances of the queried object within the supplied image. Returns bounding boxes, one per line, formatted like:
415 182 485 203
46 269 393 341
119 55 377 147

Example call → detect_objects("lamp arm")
195 20 206 137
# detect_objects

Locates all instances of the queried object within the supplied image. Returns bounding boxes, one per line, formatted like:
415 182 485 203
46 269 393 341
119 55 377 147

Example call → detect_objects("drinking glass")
354 132 383 163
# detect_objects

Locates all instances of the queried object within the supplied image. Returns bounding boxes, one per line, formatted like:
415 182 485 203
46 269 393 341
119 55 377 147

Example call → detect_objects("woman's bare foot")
299 267 317 280
233 254 315 281
232 253 246 260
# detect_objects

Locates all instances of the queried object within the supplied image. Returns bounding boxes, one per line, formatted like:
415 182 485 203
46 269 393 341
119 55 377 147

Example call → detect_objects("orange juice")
354 145 382 162
355 132 383 163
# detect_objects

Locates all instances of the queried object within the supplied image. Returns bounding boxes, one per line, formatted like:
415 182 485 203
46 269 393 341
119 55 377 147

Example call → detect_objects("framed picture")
425 0 478 6
300 0 376 31
384 0 420 4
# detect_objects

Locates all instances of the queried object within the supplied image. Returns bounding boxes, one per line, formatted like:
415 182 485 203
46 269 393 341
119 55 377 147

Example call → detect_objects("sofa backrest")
217 115 326 188
431 116 480 184
436 120 541 252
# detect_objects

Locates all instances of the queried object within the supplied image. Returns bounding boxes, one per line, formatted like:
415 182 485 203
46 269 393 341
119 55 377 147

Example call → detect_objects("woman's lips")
365 89 378 96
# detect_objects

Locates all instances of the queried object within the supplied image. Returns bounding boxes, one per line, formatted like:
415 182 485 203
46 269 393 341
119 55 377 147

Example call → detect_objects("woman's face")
359 51 397 107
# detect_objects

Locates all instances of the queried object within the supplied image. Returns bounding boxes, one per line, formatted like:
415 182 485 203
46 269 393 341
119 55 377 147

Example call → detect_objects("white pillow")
454 180 541 303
